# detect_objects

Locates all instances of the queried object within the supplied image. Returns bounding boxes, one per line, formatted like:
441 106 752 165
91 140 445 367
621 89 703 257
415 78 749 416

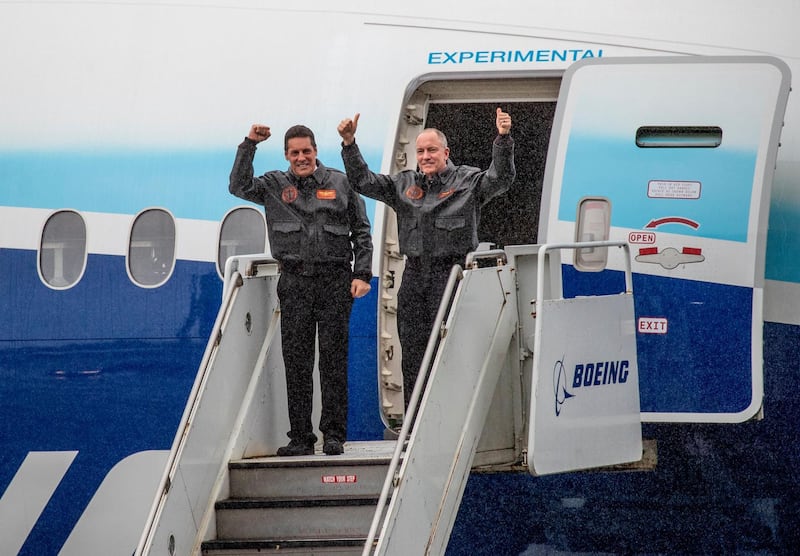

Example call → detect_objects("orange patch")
281 186 298 203
437 188 455 199
316 189 337 200
405 185 425 200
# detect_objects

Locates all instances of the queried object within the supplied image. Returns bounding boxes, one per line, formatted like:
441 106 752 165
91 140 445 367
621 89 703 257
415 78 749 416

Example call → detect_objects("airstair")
137 242 642 555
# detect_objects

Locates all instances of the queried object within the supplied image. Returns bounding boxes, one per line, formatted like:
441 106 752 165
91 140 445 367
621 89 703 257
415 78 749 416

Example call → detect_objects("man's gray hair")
419 128 448 148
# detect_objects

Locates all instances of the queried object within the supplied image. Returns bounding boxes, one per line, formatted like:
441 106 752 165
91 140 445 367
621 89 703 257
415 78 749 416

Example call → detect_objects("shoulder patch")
281 186 298 203
405 184 425 200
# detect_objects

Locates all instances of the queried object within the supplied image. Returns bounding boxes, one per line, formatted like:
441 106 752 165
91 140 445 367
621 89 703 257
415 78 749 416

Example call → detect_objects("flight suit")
230 138 373 445
341 135 515 408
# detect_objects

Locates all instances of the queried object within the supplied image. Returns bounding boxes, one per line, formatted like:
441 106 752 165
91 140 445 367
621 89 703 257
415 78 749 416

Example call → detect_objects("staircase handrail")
362 264 464 555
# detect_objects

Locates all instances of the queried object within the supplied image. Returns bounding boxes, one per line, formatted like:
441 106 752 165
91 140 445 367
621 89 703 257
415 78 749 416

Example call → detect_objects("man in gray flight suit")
230 123 373 456
337 108 514 410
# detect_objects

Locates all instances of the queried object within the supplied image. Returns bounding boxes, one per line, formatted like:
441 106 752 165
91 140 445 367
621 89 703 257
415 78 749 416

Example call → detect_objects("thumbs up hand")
338 113 360 145
496 108 511 135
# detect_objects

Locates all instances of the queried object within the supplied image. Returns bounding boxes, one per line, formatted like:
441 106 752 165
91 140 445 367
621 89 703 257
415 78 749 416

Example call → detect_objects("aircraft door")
539 56 791 423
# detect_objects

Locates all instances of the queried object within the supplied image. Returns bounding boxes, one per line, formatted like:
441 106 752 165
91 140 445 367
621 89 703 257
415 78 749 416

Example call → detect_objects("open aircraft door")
540 56 791 423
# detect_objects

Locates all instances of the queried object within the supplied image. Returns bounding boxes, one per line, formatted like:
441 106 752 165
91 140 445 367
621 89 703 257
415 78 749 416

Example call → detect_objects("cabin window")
128 208 176 287
39 210 87 289
217 207 267 277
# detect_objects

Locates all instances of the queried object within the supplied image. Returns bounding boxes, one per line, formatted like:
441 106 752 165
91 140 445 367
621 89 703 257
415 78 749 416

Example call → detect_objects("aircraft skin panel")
766 162 800 285
60 451 168 556
0 151 236 220
0 451 77 556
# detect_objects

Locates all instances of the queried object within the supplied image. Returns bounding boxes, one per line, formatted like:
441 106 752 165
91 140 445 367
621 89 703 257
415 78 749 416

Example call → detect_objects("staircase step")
229 454 392 499
206 441 397 550
215 496 381 540
201 537 370 555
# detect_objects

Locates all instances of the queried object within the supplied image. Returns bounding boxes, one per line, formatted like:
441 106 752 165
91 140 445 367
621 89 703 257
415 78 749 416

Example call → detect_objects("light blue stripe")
766 201 800 283
557 135 755 242
0 148 381 222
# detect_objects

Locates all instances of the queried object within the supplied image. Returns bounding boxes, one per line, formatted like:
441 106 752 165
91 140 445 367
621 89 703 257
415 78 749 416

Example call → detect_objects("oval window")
128 208 176 287
217 207 267 277
39 210 87 289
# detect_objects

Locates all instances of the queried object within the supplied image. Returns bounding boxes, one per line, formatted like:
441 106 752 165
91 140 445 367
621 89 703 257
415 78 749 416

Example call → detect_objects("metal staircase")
137 244 642 556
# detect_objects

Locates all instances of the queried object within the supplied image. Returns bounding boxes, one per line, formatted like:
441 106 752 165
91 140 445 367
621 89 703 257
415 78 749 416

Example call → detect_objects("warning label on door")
647 180 701 199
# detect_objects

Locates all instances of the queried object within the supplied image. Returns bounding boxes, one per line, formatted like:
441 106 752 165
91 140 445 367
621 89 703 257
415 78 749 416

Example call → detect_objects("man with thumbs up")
338 108 515 411
230 123 373 456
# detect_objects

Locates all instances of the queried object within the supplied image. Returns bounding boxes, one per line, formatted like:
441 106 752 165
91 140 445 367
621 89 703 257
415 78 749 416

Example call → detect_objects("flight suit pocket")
434 216 470 255
434 216 466 231
400 217 420 254
322 223 351 259
271 221 302 258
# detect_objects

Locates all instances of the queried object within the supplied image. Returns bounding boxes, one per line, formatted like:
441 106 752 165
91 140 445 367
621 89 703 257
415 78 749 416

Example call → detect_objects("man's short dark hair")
284 125 317 152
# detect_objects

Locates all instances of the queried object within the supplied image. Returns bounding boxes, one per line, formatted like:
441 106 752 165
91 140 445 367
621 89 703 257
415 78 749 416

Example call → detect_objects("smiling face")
415 129 450 177
285 136 318 178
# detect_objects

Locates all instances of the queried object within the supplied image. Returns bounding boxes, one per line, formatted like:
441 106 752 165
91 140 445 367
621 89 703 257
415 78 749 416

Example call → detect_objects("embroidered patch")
281 186 298 203
437 188 455 199
316 189 337 200
405 185 425 200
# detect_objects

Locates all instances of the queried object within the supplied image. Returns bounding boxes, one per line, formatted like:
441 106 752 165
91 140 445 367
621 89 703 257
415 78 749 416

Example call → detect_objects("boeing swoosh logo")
553 358 575 416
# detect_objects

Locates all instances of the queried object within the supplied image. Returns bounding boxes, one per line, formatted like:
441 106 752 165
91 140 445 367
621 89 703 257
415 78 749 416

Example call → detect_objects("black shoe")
277 439 314 456
323 438 344 455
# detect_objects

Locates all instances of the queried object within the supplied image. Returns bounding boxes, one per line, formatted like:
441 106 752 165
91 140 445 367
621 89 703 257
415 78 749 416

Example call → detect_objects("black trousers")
396 257 459 409
277 268 353 444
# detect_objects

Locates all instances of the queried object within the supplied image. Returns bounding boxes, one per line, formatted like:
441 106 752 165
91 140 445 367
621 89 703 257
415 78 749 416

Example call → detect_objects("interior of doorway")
424 101 556 249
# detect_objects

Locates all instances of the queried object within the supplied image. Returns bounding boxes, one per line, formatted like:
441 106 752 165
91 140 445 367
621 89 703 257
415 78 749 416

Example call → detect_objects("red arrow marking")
645 216 700 229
